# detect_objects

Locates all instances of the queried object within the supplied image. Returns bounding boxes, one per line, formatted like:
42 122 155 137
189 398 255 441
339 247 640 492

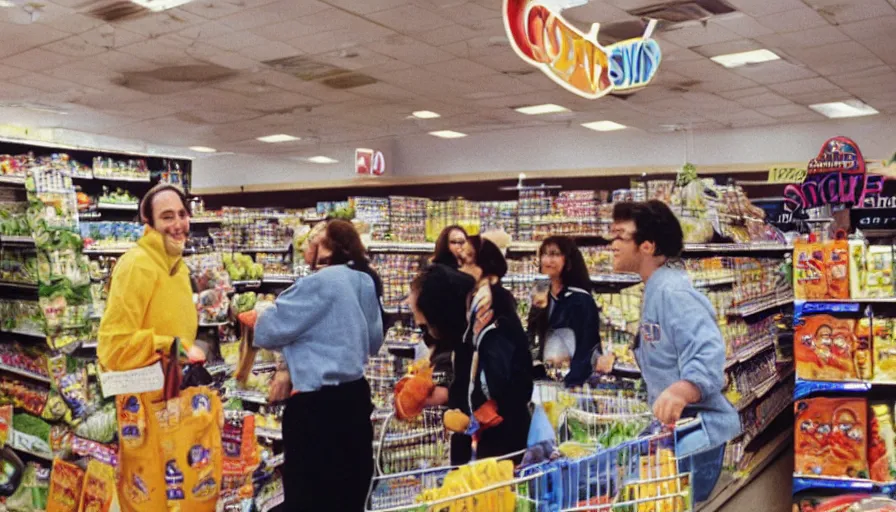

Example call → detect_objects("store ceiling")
0 0 894 157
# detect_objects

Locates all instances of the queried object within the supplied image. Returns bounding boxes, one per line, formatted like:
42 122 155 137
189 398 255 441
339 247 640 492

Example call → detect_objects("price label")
99 363 164 396
768 167 807 183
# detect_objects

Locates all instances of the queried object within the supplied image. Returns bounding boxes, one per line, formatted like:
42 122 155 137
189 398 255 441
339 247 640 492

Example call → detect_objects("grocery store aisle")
721 449 793 511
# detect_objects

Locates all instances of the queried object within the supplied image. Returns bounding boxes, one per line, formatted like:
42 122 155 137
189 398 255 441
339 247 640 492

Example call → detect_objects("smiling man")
596 200 741 503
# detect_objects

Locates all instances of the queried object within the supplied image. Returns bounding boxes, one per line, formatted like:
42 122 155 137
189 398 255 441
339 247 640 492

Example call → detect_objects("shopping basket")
366 449 550 512
374 407 450 476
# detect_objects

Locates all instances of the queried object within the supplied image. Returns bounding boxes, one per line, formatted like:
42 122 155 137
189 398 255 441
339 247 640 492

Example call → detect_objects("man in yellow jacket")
99 183 212 512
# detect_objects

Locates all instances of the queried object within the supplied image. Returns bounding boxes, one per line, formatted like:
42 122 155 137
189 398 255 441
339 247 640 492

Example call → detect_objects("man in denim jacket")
597 200 741 502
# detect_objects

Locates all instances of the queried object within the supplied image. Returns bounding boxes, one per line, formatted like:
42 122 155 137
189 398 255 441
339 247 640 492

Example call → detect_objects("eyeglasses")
541 250 564 258
448 240 466 246
610 230 637 243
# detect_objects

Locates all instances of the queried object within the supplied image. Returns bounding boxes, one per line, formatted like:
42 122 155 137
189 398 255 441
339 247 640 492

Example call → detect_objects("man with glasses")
596 200 740 503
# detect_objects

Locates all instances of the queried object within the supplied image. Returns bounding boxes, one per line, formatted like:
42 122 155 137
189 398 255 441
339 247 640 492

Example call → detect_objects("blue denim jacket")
635 265 742 446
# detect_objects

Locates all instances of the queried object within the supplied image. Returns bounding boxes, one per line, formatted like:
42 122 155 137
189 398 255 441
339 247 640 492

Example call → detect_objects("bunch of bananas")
416 458 516 511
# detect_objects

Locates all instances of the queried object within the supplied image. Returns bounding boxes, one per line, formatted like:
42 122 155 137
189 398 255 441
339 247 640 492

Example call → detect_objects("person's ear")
640 240 656 256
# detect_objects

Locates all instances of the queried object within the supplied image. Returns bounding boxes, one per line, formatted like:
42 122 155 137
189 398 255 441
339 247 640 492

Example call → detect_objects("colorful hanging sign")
767 166 807 184
355 148 385 176
503 0 662 99
783 136 885 212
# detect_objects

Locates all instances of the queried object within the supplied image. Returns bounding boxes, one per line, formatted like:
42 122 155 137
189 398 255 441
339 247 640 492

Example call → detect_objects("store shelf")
231 280 262 287
0 363 51 384
729 335 776 367
504 274 546 283
97 203 138 211
682 243 792 253
0 280 37 290
199 320 229 327
508 241 541 252
792 377 886 399
262 275 298 284
736 366 794 412
191 217 223 224
83 246 134 255
0 235 35 245
79 212 101 219
792 475 876 494
367 241 433 253
228 390 269 404
236 246 291 254
91 174 151 183
80 340 98 349
731 295 793 317
206 363 230 375
256 427 283 441
9 444 54 461
692 276 736 288
252 362 279 372
0 328 46 339
591 273 642 285
0 175 25 186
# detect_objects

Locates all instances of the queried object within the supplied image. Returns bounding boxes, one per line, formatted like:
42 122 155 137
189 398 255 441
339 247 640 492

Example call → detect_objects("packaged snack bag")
869 403 896 482
46 459 85 512
795 397 868 479
795 315 859 381
794 240 827 299
867 246 894 298
872 318 896 383
824 239 850 299
849 238 869 299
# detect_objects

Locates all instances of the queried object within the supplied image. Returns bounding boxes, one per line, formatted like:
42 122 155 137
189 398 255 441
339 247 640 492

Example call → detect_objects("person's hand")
595 354 615 374
653 387 689 425
186 344 206 364
268 369 292 403
472 283 493 335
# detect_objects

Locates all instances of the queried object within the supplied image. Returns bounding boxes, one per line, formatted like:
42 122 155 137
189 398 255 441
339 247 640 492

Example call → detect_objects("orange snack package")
795 397 868 479
795 315 859 381
825 240 850 299
794 240 827 300
47 459 85 512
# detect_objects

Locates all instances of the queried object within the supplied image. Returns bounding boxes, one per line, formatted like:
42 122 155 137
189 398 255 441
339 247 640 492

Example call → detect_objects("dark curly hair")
466 235 508 280
319 219 383 299
612 200 684 258
411 264 476 345
432 225 468 269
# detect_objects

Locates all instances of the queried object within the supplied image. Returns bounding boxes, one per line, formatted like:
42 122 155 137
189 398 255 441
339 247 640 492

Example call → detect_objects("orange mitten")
394 360 435 420
237 310 258 328
444 409 471 433
473 400 503 429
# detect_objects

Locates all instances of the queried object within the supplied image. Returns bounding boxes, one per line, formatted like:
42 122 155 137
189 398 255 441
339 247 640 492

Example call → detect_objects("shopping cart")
366 449 550 512
373 407 450 476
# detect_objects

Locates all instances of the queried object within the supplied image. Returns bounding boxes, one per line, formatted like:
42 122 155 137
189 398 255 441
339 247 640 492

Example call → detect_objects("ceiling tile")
768 77 841 96
218 6 293 31
42 35 110 58
0 23 69 59
692 39 763 59
250 18 336 42
563 2 636 25
89 50 158 73
806 0 896 24
0 65 27 81
289 24 393 54
367 4 451 32
201 51 261 71
756 7 831 32
178 0 251 20
206 31 273 52
179 21 240 42
0 82 42 102
350 82 414 102
735 91 793 108
716 86 771 100
863 35 896 65
32 4 105 35
115 9 206 36
659 22 741 48
238 41 303 62
314 47 396 71
838 15 896 42
726 0 812 17
7 73 83 94
826 66 896 88
784 89 851 105
116 35 200 66
3 48 73 72
76 26 145 50
423 58 495 79
712 13 775 37
755 26 850 49
788 40 885 76
367 35 455 65
319 0 410 15
729 60 818 85
425 1 501 28
408 23 481 47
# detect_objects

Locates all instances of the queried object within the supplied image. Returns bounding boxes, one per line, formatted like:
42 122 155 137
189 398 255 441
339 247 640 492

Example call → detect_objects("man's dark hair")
140 183 190 227
320 219 383 300
538 236 593 292
466 235 508 280
410 264 476 346
612 200 684 258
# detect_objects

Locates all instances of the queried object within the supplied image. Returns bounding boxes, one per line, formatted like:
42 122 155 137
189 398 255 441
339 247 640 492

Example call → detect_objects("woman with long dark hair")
254 219 383 511
527 235 601 387
432 225 469 269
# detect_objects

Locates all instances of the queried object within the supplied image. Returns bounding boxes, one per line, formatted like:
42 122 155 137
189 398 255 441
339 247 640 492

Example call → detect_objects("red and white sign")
355 148 386 176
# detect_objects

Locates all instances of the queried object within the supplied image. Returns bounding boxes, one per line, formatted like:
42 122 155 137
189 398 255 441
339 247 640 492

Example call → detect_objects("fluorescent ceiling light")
129 0 195 11
257 134 300 143
582 120 627 132
710 49 780 68
0 1 16 7
429 130 467 139
809 100 879 119
307 156 338 164
412 110 441 119
514 103 570 115
189 146 217 153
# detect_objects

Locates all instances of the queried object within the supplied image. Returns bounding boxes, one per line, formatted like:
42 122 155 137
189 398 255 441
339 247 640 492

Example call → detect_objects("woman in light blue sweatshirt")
598 200 741 503
254 220 384 512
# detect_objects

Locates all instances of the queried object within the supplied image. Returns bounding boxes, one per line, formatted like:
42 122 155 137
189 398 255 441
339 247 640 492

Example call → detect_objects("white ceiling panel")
319 0 411 15
755 7 830 32
238 41 304 62
0 23 69 59
367 35 455 65
726 0 813 17
754 103 818 118
712 13 775 37
563 2 636 25
806 0 896 24
0 64 27 81
730 59 818 85
178 0 249 20
768 77 841 96
7 73 84 94
755 26 850 50
409 23 482 47
3 48 75 72
41 36 109 58
74 26 145 50
426 1 502 28
288 24 394 54
735 91 793 108
788 40 885 76
423 58 496 79
367 4 451 32
838 15 896 42
205 30 273 52
826 66 896 89
115 9 205 36
659 22 742 48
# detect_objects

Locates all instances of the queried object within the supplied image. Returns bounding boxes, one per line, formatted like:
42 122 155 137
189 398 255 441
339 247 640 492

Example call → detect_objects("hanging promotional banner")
355 148 385 176
767 166 807 184
503 0 662 99
783 136 885 212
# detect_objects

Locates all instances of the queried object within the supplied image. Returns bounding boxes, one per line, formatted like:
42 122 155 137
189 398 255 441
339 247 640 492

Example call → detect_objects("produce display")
0 250 38 285
848 237 894 299
80 222 142 250
0 343 49 379
0 202 30 237
91 157 150 181
222 253 264 281
96 187 138 208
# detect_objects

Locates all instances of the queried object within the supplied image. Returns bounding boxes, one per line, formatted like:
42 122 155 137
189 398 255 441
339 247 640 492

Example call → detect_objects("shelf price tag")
767 167 806 183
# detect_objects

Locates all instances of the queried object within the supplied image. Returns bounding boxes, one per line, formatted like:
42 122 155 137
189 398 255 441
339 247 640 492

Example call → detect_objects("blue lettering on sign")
608 39 661 90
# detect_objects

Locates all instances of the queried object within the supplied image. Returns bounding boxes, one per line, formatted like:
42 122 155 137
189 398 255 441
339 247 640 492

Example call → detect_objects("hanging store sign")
503 0 661 99
355 148 385 176
783 136 885 212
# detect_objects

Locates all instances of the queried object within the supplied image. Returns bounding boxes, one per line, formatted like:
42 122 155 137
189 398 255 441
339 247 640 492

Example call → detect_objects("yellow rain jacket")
99 226 221 512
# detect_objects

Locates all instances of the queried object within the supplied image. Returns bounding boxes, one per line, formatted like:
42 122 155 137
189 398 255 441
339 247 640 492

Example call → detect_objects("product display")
795 397 868 479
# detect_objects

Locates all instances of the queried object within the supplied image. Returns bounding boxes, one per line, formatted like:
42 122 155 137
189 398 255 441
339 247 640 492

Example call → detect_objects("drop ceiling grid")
0 0 891 155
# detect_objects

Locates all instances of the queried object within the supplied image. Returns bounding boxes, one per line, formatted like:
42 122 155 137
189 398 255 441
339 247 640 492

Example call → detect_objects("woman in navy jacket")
527 236 601 387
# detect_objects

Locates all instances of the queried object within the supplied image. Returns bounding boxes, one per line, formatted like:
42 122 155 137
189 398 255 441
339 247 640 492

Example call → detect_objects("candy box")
792 493 893 512
824 240 850 299
867 246 894 298
795 397 868 479
795 315 860 381
794 240 827 300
